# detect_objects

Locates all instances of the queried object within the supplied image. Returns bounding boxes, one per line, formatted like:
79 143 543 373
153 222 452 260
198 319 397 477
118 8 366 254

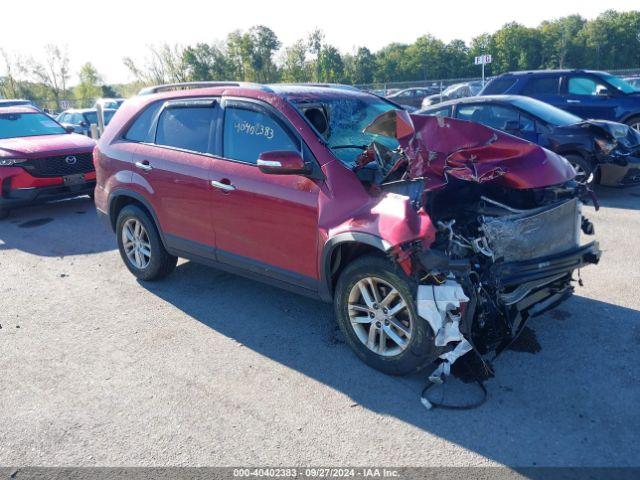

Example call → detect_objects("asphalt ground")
1 185 639 468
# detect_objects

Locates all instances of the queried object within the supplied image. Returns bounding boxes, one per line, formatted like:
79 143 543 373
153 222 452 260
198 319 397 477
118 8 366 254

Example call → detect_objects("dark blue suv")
481 70 640 131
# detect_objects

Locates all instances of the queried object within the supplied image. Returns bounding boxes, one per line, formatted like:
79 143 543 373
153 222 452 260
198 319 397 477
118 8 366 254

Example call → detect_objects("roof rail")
273 82 360 91
138 81 249 95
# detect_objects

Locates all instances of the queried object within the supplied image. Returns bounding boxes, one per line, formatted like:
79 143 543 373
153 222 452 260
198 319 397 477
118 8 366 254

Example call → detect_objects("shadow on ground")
142 260 640 468
0 196 115 257
593 184 640 211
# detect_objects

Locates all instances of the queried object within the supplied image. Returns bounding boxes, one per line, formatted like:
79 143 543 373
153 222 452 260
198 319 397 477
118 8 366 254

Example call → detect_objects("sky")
1 0 638 84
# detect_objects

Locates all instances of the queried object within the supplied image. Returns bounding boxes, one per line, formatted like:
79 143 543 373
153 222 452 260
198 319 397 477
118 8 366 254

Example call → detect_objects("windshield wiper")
330 144 368 150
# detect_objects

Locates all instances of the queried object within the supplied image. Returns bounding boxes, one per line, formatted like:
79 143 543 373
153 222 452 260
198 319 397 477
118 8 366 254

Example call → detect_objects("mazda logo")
65 156 77 165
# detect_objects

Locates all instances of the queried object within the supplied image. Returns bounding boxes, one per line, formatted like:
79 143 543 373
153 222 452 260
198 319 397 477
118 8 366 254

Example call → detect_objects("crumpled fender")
326 191 437 250
365 110 576 189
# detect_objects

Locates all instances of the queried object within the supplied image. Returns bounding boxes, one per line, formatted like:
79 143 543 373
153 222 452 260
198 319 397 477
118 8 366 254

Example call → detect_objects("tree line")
1 9 639 110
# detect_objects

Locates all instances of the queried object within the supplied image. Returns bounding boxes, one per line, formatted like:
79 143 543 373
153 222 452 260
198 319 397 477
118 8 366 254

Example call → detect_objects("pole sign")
474 54 492 65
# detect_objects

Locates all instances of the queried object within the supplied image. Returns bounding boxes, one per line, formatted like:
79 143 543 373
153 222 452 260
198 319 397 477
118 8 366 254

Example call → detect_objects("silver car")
56 108 116 136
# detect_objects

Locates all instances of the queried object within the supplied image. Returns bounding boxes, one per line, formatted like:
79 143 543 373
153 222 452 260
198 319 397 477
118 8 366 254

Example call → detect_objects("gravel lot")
1 185 639 467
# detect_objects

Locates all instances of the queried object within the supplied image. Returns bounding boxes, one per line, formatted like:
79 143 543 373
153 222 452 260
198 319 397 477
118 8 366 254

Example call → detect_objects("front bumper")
0 181 96 210
599 156 640 187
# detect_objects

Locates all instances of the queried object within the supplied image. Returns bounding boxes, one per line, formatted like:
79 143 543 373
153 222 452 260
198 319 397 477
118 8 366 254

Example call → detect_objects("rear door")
131 98 219 255
208 98 321 289
520 74 563 108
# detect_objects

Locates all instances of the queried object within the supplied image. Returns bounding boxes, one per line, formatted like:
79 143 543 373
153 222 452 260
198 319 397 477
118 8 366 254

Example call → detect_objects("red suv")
0 106 96 219
94 82 600 376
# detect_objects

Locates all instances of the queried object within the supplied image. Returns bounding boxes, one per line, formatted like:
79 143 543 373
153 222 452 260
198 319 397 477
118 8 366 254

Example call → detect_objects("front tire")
625 115 640 134
116 205 177 281
565 154 595 186
334 255 437 375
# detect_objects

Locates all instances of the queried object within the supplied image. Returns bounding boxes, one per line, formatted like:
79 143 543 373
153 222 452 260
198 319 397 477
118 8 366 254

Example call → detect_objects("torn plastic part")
428 339 473 384
416 281 469 347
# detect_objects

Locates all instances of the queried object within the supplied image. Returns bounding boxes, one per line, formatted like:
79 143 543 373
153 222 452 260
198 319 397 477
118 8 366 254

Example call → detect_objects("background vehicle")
0 99 41 111
95 82 598 376
419 95 640 186
386 87 439 108
480 70 640 132
94 98 126 110
420 81 482 108
0 106 96 219
57 108 117 136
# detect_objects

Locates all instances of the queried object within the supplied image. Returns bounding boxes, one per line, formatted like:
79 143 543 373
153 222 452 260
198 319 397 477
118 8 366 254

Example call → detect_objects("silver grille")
481 199 580 262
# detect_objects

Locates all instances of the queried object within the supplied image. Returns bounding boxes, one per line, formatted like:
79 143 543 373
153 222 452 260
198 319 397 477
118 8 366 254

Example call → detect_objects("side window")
155 106 217 154
481 77 516 94
124 101 163 142
456 104 525 131
456 104 489 123
568 77 608 96
428 107 452 118
519 114 536 132
223 106 298 164
522 77 559 95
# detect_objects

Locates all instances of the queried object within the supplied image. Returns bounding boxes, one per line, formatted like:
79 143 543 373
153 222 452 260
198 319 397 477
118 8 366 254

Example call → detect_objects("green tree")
75 62 102 107
492 22 542 72
316 45 344 82
280 39 311 82
539 15 587 68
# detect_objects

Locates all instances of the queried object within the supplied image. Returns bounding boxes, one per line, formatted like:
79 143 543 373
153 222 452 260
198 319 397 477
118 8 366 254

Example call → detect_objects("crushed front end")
362 110 601 376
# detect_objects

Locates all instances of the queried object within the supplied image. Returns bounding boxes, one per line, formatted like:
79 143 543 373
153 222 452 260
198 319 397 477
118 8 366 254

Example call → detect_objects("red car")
0 106 96 219
95 82 600 376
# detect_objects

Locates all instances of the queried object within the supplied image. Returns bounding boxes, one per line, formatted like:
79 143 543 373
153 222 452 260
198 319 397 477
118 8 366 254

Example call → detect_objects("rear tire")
565 154 595 186
334 254 437 376
116 204 177 281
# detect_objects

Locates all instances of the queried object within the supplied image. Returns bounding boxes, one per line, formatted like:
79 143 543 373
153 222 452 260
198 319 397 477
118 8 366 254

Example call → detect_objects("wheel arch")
107 189 168 249
319 233 391 302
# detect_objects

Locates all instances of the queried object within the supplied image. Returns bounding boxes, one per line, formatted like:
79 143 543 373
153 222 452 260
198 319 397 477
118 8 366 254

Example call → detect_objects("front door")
209 99 321 290
563 75 618 120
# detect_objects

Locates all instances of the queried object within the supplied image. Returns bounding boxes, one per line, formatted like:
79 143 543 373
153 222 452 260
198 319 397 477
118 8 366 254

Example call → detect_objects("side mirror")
504 120 521 132
596 87 611 96
257 151 309 175
64 125 75 133
80 121 89 127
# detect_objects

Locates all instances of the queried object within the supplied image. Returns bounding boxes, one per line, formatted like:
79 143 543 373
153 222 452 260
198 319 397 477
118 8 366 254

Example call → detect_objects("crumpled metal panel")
481 199 581 262
364 109 576 189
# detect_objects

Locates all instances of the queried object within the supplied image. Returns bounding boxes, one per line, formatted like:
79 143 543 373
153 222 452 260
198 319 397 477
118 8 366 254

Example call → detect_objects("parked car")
0 106 96 219
480 70 640 132
419 95 640 186
0 99 41 111
94 81 599 376
94 98 126 110
57 108 116 136
386 87 439 108
623 77 640 91
420 81 483 108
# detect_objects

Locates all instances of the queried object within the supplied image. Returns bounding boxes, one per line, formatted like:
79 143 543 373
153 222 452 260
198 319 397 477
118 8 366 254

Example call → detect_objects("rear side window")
223 106 298 164
482 77 517 94
427 106 452 118
522 77 560 95
124 101 162 142
155 106 217 154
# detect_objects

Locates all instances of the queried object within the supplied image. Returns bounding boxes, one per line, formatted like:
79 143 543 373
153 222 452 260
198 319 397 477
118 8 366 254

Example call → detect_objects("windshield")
0 112 66 139
511 97 582 126
600 73 637 94
292 95 398 166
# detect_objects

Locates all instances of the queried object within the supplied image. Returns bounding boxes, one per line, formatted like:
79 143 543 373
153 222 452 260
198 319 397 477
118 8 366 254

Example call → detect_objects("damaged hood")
571 119 640 149
365 110 575 189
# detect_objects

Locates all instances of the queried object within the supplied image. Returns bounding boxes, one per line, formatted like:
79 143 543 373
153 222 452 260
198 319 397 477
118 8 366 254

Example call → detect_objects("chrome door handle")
566 100 581 104
211 180 236 191
134 161 153 171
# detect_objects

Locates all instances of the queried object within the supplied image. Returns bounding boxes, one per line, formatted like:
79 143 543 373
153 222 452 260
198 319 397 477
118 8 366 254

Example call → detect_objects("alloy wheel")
347 276 414 357
570 161 593 185
630 121 640 134
122 218 152 269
